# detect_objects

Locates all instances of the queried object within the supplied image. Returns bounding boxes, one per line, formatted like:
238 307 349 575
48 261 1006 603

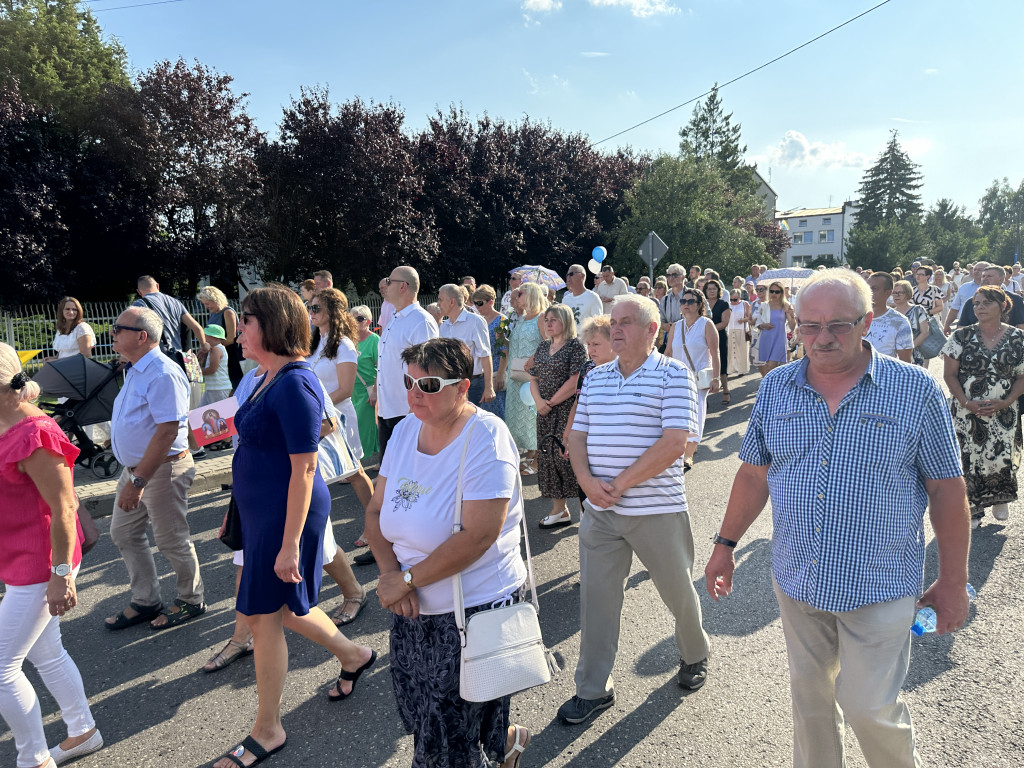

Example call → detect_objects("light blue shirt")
739 344 962 612
111 348 190 467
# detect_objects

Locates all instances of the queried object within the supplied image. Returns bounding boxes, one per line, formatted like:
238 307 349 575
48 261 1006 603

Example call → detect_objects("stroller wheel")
91 451 122 480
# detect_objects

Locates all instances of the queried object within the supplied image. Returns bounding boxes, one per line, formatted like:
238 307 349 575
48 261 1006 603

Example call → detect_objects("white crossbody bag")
451 417 557 702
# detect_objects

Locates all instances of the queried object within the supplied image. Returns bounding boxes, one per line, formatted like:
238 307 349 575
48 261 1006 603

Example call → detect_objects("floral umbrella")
510 265 566 291
756 267 815 289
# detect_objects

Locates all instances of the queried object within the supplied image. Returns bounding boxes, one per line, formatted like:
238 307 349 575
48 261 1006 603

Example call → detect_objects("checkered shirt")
739 344 962 612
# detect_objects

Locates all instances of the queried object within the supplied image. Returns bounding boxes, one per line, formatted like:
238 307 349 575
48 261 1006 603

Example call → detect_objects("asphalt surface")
2 365 1022 768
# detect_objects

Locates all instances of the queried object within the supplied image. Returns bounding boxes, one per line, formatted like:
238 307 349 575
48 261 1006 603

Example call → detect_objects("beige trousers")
109 456 204 608
773 579 921 768
574 508 710 700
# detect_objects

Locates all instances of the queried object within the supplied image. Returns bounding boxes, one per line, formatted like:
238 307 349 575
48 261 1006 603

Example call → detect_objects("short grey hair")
134 307 164 341
612 294 660 328
439 284 464 305
794 268 871 316
350 304 373 324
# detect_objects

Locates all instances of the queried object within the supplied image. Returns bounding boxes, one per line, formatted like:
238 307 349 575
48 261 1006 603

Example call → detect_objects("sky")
89 0 1024 217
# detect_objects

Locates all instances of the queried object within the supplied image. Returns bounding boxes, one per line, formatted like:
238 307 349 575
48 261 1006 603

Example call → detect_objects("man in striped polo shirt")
558 295 712 726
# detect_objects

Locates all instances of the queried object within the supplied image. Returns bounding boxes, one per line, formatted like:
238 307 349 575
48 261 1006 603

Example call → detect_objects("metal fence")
2 290 431 374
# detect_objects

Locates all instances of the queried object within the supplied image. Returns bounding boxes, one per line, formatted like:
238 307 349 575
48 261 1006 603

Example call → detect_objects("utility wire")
88 0 186 12
591 0 894 147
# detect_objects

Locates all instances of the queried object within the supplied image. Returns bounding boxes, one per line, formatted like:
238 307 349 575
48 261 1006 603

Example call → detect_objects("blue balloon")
592 246 608 263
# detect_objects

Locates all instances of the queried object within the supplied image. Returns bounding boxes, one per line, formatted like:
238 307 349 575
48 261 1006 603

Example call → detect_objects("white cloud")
522 0 562 11
522 69 569 96
755 130 869 170
923 68 938 75
588 0 681 18
900 137 933 158
580 51 611 57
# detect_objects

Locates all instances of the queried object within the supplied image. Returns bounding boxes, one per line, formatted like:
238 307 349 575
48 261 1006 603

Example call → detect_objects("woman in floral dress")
942 285 1024 529
528 304 589 529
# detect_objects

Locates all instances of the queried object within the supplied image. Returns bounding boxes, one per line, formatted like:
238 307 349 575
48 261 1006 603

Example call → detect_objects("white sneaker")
50 729 103 765
992 503 1010 521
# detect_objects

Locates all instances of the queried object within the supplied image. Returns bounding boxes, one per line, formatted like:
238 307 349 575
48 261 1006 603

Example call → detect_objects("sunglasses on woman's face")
769 290 782 295
474 300 486 307
308 304 322 313
403 373 462 394
730 298 740 303
680 298 699 305
353 316 367 322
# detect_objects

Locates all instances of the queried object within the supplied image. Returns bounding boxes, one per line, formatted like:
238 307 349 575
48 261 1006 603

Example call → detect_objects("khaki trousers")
109 456 204 608
773 579 921 768
574 508 710 700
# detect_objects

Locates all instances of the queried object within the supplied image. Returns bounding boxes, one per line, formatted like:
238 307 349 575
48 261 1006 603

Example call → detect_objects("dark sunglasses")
385 277 408 286
769 289 783 294
730 298 740 303
308 304 322 313
403 372 461 394
110 324 144 334
474 300 486 307
680 298 699 305
353 315 367 322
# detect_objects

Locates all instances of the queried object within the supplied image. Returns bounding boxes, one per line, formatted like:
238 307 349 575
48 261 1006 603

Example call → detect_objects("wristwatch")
402 568 415 589
713 534 738 548
128 471 147 489
51 563 73 577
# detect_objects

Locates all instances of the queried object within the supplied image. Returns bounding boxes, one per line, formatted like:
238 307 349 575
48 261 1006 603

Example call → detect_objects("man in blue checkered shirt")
704 269 971 768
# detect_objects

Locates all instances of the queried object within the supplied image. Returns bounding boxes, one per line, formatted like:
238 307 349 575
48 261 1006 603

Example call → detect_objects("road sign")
638 231 669 281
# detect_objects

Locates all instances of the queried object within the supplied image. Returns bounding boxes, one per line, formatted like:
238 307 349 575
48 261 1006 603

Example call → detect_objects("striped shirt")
572 350 698 515
739 344 963 612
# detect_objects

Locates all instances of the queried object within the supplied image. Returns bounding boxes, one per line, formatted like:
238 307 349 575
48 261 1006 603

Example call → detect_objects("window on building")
822 217 832 225
798 219 808 228
827 230 835 243
792 233 803 245
819 230 827 243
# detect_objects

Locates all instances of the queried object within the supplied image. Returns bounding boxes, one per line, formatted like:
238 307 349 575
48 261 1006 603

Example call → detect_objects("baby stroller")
33 356 123 479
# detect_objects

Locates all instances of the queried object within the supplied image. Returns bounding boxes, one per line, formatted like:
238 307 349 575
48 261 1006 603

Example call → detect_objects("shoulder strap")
678 320 698 373
452 417 541 644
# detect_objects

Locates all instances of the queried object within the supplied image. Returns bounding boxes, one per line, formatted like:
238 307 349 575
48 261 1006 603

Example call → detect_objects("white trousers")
0 574 95 767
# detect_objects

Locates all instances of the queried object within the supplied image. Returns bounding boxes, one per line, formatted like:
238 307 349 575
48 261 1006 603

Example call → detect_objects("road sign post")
638 231 669 283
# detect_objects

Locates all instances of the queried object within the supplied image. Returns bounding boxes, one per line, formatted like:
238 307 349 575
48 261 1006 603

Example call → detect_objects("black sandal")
105 601 163 631
150 598 207 630
327 649 377 702
216 735 286 767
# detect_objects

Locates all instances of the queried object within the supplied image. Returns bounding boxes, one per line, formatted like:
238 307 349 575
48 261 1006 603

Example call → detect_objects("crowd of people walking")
0 256 1012 768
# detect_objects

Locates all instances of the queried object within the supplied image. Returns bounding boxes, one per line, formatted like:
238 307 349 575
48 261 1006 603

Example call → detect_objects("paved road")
2 369 1022 767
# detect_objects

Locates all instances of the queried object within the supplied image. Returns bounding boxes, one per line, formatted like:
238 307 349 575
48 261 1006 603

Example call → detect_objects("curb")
80 468 234 517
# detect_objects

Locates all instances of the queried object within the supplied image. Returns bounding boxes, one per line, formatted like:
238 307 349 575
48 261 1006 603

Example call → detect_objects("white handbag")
451 418 556 703
317 416 359 485
679 320 715 390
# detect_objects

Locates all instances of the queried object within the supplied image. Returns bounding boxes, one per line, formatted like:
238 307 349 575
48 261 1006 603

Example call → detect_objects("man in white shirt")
105 306 206 631
558 295 710 726
561 264 604 324
378 277 396 332
438 284 494 405
377 266 439 457
865 273 913 362
500 273 522 315
595 265 628 313
944 261 988 334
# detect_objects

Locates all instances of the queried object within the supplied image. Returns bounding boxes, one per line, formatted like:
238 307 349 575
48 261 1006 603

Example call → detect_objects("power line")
88 0 186 12
590 0 894 147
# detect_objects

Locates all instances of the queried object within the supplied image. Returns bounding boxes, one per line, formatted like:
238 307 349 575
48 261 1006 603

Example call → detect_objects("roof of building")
750 166 777 197
776 206 844 218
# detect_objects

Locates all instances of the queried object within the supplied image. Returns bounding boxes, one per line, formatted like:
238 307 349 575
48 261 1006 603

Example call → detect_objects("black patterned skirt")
390 587 525 768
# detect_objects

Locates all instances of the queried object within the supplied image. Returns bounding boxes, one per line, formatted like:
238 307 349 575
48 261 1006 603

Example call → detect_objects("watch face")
53 564 72 576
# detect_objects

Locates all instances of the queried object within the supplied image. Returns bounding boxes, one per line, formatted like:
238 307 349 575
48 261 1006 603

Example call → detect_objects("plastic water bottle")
911 584 976 636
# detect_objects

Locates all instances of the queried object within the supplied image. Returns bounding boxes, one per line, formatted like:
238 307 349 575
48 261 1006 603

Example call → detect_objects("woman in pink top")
0 343 103 767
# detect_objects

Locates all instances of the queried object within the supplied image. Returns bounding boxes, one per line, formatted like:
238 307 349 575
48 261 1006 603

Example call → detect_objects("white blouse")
309 335 363 460
52 322 95 359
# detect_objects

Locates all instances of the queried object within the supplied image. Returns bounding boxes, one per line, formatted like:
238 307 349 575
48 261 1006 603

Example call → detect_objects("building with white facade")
776 202 859 267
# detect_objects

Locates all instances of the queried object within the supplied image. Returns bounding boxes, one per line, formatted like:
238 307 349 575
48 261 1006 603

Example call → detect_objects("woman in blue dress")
212 285 376 768
756 281 796 377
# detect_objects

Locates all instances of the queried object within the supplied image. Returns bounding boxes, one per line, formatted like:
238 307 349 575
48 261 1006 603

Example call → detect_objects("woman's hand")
759 323 774 331
367 384 377 405
377 570 413 609
561 430 571 459
46 574 77 617
536 399 552 416
387 591 420 619
274 546 302 583
709 377 721 394
494 376 505 393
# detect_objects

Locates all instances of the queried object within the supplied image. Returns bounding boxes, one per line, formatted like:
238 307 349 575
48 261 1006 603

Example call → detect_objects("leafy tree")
0 0 129 126
133 58 267 295
612 153 775 282
678 83 748 184
921 198 986 268
0 79 70 305
261 89 433 292
977 177 1023 265
855 130 923 228
845 218 930 272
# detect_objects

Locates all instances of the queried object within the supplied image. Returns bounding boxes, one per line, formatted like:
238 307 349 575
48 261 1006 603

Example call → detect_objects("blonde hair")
350 304 373 324
472 285 497 304
545 304 578 342
1 343 41 403
892 279 914 299
197 285 229 309
579 314 611 343
518 282 549 317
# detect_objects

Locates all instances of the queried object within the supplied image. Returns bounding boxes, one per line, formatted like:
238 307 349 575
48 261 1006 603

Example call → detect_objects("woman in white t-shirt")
308 288 379 571
52 297 95 359
364 337 532 768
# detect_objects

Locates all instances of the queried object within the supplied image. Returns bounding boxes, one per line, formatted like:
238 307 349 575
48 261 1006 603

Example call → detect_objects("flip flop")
353 536 368 548
328 649 377 702
216 735 286 767
105 601 163 631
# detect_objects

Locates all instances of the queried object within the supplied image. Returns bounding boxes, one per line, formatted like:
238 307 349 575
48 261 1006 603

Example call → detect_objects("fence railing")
2 290 433 374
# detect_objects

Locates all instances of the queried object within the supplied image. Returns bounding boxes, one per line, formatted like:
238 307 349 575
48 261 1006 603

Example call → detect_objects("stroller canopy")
33 357 120 427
